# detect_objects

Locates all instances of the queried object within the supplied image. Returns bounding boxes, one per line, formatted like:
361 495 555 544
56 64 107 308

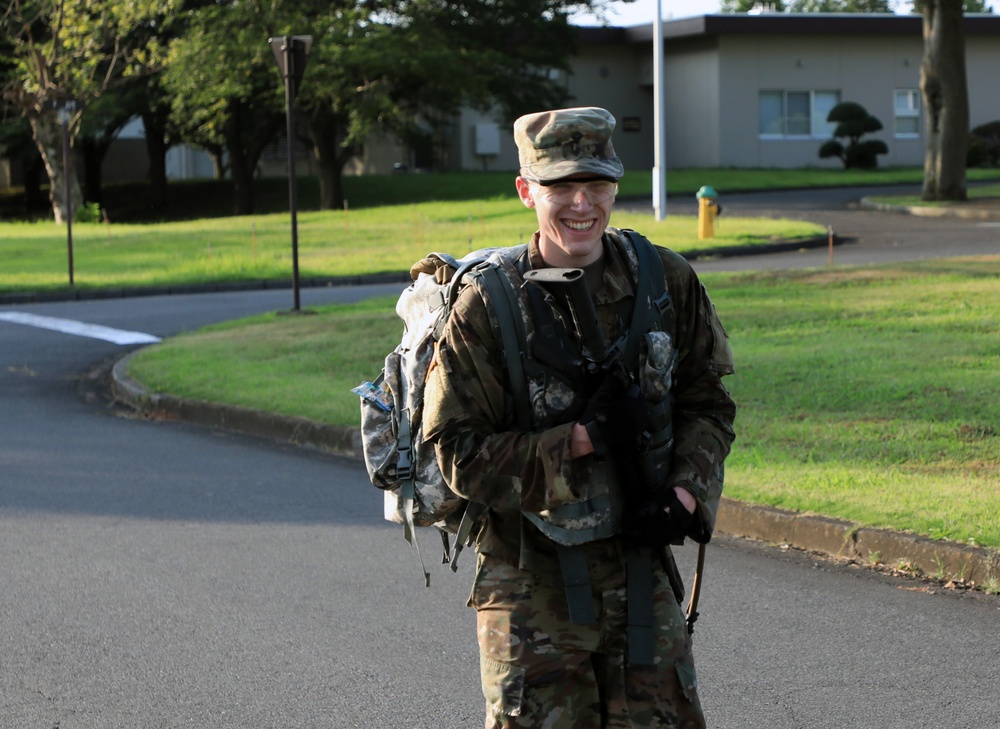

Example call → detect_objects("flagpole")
653 0 667 220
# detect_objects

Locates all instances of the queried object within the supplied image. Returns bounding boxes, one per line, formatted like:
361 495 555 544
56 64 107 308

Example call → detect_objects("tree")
162 1 286 215
1 0 179 223
285 0 582 210
918 0 970 200
818 101 889 168
0 117 47 215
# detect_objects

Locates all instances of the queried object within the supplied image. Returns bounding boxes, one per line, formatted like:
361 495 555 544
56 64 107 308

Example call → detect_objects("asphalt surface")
1 186 998 727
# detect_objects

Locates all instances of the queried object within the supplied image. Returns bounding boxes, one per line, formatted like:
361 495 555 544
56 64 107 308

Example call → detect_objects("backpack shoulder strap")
618 228 675 350
448 246 531 571
473 260 531 430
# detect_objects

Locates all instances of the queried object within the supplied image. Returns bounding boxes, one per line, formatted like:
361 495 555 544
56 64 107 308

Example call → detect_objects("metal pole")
652 0 667 221
283 36 301 312
62 112 75 286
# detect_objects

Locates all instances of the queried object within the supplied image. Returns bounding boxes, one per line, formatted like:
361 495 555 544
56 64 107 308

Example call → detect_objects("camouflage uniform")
422 107 736 729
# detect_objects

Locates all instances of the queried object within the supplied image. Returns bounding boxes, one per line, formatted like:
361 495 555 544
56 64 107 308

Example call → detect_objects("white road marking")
0 312 161 345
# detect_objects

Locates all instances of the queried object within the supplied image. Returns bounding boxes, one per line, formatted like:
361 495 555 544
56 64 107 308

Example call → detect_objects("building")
453 13 1000 173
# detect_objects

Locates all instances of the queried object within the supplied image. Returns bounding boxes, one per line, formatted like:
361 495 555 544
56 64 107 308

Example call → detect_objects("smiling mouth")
563 219 595 231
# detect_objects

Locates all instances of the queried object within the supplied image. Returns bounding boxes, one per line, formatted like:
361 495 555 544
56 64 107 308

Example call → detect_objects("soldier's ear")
515 176 535 209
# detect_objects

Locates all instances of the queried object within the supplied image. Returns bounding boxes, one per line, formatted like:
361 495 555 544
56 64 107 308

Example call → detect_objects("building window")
759 90 840 138
894 89 921 137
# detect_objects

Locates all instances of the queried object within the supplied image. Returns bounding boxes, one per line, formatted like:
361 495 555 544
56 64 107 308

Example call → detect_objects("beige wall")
714 33 926 168
663 40 722 168
568 44 656 171
967 36 1000 130
449 21 1000 173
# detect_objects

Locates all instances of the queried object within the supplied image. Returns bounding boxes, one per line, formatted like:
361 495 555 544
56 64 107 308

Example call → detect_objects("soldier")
422 107 736 729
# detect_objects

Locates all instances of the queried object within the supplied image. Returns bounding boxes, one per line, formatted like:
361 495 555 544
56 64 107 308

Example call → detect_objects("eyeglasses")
531 179 618 205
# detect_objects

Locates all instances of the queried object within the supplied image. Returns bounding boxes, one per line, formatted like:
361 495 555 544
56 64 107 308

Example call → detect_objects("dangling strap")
557 545 597 625
627 546 656 665
397 410 431 587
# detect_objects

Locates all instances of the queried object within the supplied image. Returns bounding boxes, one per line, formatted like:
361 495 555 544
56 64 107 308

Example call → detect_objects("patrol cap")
514 107 624 183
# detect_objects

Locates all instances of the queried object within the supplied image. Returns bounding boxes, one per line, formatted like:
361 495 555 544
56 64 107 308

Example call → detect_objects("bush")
967 120 1000 168
818 101 889 169
74 202 104 223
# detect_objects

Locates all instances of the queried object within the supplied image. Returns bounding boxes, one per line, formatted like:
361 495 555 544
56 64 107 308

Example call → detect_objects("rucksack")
357 246 529 586
358 229 675 578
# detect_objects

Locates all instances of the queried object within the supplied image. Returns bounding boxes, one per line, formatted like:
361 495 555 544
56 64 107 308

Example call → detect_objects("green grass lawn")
127 257 1000 552
0 196 824 293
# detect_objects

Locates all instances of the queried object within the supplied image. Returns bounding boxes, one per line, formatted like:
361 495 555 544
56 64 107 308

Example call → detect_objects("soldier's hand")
579 377 649 456
624 487 696 548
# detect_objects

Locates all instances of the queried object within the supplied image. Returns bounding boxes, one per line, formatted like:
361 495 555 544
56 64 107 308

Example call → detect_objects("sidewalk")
109 351 1000 593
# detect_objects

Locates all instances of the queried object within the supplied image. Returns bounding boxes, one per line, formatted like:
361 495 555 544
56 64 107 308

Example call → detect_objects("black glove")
623 488 696 549
579 377 649 457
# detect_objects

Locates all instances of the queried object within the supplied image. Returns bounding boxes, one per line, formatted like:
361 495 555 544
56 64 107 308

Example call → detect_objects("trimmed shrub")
819 101 889 169
967 121 1000 168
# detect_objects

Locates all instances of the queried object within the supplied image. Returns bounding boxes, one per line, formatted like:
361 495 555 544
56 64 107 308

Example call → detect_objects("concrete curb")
111 353 364 458
110 352 1000 590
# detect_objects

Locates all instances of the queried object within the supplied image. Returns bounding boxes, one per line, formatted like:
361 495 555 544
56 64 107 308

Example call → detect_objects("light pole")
269 35 313 312
56 99 77 285
653 0 667 221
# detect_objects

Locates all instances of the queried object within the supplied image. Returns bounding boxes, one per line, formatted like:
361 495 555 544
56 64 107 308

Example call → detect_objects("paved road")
2 190 998 727
624 183 1000 272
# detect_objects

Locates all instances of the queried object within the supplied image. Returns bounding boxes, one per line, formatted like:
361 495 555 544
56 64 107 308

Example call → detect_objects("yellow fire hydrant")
696 185 722 240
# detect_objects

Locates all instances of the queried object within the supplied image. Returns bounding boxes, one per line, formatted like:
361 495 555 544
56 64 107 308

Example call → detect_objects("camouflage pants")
469 552 704 729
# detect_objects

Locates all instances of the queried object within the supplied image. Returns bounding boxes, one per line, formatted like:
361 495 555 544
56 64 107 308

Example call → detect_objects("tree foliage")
160 0 589 213
1 0 180 222
0 0 643 218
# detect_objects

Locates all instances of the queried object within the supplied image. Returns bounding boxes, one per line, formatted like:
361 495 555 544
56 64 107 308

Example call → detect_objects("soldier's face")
516 175 616 268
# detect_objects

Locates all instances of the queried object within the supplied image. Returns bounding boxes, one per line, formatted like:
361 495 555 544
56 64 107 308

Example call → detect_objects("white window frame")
894 89 921 138
759 90 841 139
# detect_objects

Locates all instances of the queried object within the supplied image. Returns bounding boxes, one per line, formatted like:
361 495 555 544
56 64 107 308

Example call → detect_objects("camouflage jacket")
422 230 736 584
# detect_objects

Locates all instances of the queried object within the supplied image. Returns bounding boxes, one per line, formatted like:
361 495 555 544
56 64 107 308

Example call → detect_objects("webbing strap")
627 547 656 665
476 262 531 429
621 229 670 369
556 546 597 625
450 255 531 573
398 412 430 586
450 501 484 573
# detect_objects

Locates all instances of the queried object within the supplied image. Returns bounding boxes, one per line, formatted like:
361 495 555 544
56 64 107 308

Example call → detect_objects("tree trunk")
141 108 171 213
225 100 256 216
23 153 46 217
30 113 83 224
80 136 107 206
920 0 969 201
307 105 348 210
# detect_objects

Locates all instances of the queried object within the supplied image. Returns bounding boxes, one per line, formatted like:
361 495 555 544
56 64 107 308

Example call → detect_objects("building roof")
579 12 1000 44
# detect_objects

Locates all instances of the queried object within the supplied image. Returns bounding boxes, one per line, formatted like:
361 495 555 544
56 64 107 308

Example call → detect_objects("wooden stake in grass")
828 225 834 266
252 222 257 261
